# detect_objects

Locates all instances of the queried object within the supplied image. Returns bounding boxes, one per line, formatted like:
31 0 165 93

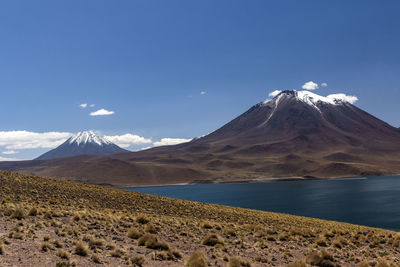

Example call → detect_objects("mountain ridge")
1 90 400 186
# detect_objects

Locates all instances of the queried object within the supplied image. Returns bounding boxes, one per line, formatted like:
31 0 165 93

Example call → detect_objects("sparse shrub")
43 211 52 219
357 261 370 267
376 259 393 267
138 233 169 250
0 242 4 255
186 252 208 267
278 232 289 241
28 207 38 216
127 228 142 239
153 250 179 261
9 231 23 240
110 249 125 258
89 238 104 250
56 249 70 259
223 227 236 237
11 208 25 220
43 235 50 241
287 260 307 267
145 223 157 233
316 236 328 247
320 250 334 261
171 249 183 259
333 239 342 249
3 207 14 217
306 251 335 267
130 255 145 266
138 233 156 246
105 243 116 250
40 242 54 252
136 215 149 224
72 214 80 221
54 240 63 248
202 234 224 246
74 241 88 256
266 235 276 241
228 257 252 267
201 221 213 229
91 254 101 264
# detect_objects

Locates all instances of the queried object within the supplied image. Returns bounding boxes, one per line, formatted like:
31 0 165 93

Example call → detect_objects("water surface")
125 176 400 231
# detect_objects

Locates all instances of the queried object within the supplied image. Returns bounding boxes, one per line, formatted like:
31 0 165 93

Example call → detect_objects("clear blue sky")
0 0 399 160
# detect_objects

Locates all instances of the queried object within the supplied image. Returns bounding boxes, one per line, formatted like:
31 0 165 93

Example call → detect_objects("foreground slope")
1 90 400 186
0 171 400 266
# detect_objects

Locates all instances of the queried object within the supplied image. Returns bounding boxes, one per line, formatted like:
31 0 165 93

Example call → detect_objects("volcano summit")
35 131 127 160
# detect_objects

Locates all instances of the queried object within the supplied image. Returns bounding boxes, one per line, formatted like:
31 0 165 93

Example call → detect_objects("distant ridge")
35 131 127 160
2 90 400 186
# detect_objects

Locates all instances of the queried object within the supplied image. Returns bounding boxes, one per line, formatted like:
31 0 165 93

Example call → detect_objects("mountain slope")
1 90 400 186
35 131 128 160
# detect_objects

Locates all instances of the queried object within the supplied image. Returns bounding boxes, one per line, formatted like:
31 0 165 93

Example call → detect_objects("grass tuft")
202 234 224 246
74 241 89 256
186 252 208 267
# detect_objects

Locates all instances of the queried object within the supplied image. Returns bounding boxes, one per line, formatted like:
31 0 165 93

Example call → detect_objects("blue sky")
0 0 399 160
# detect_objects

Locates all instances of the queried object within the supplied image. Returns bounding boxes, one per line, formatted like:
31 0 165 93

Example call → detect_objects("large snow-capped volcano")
35 131 127 160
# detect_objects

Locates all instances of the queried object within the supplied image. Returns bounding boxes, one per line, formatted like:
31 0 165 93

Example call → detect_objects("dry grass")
186 252 208 267
0 170 399 266
74 241 88 256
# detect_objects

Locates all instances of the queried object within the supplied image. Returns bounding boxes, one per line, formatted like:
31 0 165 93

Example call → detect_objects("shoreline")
119 174 382 188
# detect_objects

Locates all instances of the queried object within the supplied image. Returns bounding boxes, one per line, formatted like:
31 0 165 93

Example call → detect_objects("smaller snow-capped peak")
68 131 111 146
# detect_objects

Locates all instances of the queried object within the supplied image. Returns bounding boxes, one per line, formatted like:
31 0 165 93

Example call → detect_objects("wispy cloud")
0 131 72 150
200 91 207 95
268 90 282 97
90 104 95 107
104 134 152 148
0 156 19 161
302 81 319 90
321 82 328 87
80 103 88 108
327 93 358 104
90 109 115 116
2 150 17 155
153 138 192 147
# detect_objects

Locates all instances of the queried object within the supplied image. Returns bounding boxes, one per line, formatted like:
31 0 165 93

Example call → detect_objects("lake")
124 175 400 231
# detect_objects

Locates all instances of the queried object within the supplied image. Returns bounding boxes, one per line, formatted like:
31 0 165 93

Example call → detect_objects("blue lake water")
124 176 400 231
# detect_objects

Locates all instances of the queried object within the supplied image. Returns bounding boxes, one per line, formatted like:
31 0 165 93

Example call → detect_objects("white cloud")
321 82 328 87
153 138 192 147
200 91 207 95
104 134 152 148
0 156 19 161
90 109 115 116
90 104 95 107
0 131 72 150
80 103 88 108
327 93 358 104
268 90 282 97
2 150 17 155
302 81 319 90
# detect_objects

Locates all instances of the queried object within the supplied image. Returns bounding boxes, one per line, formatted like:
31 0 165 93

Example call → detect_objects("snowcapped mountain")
196 89 396 146
2 90 400 186
35 131 127 160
